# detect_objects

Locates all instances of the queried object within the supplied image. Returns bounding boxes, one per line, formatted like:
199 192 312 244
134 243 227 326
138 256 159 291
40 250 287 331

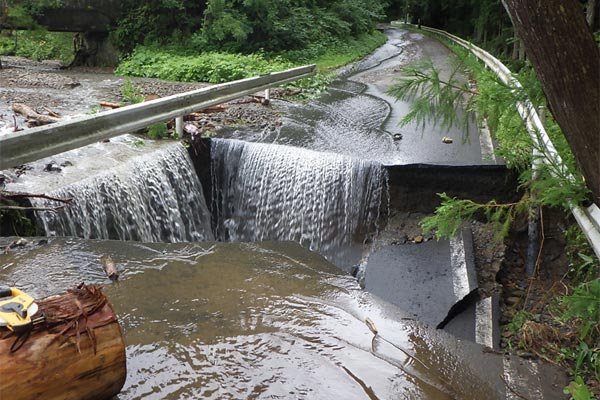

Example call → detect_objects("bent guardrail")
402 23 600 259
0 64 316 170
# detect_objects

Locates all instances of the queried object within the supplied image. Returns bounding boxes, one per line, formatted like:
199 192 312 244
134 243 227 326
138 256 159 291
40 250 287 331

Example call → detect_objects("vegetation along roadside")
388 13 599 398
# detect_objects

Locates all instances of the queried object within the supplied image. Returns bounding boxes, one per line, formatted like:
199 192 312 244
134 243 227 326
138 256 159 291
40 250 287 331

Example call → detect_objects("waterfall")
33 143 214 243
211 139 388 268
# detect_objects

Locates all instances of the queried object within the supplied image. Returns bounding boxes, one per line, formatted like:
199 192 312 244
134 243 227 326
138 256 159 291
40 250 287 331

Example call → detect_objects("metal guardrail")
0 64 316 170
405 24 600 259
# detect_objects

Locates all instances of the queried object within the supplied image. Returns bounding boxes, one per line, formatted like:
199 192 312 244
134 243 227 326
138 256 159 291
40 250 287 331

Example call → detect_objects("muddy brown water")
0 238 508 399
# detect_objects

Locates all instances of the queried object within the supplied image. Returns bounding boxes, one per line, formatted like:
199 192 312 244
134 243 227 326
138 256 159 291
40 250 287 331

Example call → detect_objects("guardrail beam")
0 65 315 170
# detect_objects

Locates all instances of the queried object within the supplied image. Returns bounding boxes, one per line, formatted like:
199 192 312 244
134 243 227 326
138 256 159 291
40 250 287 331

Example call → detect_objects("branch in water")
0 204 69 212
0 191 72 212
0 191 73 204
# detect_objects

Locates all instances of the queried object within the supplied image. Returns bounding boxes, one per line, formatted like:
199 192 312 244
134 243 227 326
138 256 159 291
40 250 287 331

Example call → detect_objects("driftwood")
100 255 119 282
99 101 121 109
12 103 60 127
0 285 126 400
42 107 61 118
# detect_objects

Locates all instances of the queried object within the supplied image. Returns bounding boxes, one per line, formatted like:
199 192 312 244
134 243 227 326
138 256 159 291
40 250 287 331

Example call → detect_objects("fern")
421 193 530 240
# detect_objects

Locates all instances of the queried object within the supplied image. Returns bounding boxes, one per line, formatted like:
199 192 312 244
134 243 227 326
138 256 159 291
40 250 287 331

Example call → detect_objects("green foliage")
280 31 387 70
565 226 599 283
388 0 513 55
0 29 73 63
116 31 385 99
146 123 170 140
505 310 534 334
564 376 594 400
387 57 474 137
421 193 529 239
112 0 386 54
120 78 144 105
116 47 294 83
558 278 600 398
113 0 204 52
389 38 591 240
560 280 600 342
0 203 36 237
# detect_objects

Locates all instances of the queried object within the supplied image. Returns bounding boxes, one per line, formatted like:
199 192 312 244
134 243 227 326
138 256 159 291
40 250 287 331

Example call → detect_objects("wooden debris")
0 285 126 400
12 103 60 127
42 107 61 118
100 255 119 282
99 101 121 109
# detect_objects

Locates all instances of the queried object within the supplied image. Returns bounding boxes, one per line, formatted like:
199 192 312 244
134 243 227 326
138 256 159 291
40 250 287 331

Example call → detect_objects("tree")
502 0 600 203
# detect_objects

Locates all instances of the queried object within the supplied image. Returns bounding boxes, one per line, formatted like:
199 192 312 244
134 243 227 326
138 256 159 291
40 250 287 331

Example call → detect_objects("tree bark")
502 0 600 203
0 285 126 400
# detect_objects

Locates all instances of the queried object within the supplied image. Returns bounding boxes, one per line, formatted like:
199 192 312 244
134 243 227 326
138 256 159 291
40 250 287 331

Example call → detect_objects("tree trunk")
0 285 126 400
502 0 600 203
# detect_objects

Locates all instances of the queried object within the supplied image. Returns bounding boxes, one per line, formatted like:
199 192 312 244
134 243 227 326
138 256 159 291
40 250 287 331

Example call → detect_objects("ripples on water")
0 239 500 399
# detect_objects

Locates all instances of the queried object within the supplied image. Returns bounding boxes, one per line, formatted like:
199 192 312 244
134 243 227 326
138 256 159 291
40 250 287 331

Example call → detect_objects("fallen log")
0 284 126 400
12 103 60 126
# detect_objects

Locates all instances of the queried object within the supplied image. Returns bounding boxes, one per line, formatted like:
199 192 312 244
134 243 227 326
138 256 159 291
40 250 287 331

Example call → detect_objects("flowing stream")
0 239 507 400
32 143 214 243
210 139 388 269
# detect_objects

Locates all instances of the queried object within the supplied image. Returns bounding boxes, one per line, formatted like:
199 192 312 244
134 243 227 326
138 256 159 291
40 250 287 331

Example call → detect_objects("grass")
116 30 387 98
287 31 387 72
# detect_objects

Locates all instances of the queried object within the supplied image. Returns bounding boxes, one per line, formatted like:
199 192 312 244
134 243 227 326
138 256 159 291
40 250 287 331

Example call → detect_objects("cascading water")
210 139 388 269
33 143 214 243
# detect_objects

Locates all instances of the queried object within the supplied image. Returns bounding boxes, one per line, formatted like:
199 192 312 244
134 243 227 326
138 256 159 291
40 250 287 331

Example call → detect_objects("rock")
414 235 424 244
44 162 62 173
505 296 520 306
391 234 408 245
9 238 29 249
442 136 453 144
60 161 73 167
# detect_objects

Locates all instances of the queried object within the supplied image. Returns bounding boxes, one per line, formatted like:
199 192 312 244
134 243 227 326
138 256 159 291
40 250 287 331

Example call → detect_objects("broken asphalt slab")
365 227 478 328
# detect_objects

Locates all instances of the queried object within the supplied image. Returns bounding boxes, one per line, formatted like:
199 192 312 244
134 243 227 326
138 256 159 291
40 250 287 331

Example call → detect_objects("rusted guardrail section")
0 64 316 170
400 23 600 259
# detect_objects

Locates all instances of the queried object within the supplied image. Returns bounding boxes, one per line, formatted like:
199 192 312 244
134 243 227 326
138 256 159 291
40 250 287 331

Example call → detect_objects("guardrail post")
175 116 184 139
264 88 271 104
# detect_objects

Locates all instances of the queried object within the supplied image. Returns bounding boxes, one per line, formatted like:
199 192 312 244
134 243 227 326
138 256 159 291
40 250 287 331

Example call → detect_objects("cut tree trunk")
0 285 126 400
12 103 61 126
503 0 600 203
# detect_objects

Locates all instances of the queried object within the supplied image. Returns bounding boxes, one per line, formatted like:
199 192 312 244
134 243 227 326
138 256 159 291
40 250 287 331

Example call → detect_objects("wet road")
221 28 497 166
